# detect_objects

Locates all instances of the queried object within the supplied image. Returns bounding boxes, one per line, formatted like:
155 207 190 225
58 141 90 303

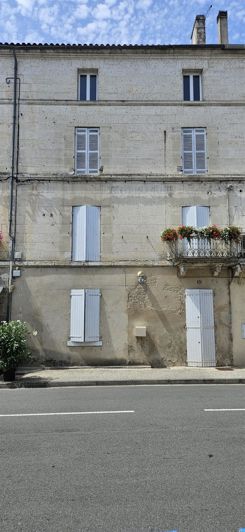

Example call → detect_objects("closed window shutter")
85 289 100 342
76 129 87 173
72 206 86 261
70 289 85 342
182 129 193 173
86 206 100 261
88 129 99 173
195 129 206 173
182 206 196 226
196 206 209 227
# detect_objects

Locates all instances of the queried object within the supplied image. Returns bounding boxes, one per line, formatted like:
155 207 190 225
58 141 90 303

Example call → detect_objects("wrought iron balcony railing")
165 236 245 262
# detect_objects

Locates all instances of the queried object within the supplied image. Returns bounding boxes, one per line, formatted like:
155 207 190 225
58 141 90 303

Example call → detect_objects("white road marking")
0 410 135 418
204 408 245 412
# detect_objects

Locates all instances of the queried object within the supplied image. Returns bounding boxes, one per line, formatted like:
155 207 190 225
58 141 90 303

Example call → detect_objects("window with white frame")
182 205 209 227
72 205 100 261
79 73 97 101
70 289 101 343
182 128 207 174
75 128 99 174
183 73 202 101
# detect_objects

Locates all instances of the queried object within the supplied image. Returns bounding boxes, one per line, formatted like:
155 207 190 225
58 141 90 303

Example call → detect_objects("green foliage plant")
0 320 32 371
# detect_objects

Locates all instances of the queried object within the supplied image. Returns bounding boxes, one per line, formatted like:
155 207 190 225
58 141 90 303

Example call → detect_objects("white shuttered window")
72 205 100 262
182 128 206 174
182 206 209 227
76 128 99 174
70 289 101 343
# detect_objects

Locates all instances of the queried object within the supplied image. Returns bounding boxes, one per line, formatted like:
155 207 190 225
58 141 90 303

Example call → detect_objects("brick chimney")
217 11 228 44
191 15 206 45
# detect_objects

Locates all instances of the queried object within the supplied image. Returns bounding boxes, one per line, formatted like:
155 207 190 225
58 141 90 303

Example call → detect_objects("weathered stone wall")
10 266 232 367
1 46 245 366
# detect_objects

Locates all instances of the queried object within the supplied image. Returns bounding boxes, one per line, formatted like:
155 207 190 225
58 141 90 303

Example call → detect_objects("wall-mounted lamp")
137 271 147 285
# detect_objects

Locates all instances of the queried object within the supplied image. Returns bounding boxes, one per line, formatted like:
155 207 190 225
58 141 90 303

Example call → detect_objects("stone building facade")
0 11 245 367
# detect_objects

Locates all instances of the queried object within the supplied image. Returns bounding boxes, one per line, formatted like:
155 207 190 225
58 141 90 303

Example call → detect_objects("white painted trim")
67 340 102 347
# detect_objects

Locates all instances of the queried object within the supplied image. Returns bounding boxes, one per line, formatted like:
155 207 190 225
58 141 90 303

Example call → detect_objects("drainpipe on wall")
6 49 19 321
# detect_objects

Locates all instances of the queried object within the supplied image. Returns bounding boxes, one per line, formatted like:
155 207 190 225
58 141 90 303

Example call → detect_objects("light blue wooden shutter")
182 206 196 226
196 206 209 227
76 129 87 174
86 206 100 261
85 289 100 342
182 129 193 174
195 128 206 173
72 206 86 261
88 129 99 174
70 289 85 342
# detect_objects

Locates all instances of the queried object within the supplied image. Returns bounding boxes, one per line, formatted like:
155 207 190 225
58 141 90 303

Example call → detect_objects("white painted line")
0 410 135 418
204 408 245 412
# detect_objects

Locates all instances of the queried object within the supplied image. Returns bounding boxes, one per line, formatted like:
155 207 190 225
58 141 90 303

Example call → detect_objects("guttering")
6 50 18 320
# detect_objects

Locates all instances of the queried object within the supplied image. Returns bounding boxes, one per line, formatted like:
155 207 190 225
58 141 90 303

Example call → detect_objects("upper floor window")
79 73 97 101
72 205 100 262
75 128 99 175
182 206 209 227
183 73 202 101
182 128 207 175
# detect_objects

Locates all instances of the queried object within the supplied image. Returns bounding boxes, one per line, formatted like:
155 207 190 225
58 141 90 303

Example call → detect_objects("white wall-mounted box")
14 251 22 260
13 269 21 278
241 323 245 339
134 326 146 337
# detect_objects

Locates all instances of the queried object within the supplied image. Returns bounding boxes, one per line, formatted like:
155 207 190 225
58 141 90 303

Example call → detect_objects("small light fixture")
137 271 147 285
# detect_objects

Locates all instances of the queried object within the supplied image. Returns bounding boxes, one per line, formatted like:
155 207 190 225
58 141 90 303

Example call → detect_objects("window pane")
193 75 200 101
80 75 87 100
90 75 97 101
183 75 190 101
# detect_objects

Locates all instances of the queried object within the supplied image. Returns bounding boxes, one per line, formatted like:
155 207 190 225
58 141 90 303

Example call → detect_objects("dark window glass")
183 75 190 101
80 75 87 100
193 75 200 101
90 75 97 101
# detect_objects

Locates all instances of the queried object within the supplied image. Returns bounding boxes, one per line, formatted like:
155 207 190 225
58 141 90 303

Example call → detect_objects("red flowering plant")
201 225 221 240
177 225 194 242
160 228 178 242
221 226 241 243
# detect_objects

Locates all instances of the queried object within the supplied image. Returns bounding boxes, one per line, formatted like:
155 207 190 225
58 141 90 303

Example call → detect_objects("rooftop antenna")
205 4 213 17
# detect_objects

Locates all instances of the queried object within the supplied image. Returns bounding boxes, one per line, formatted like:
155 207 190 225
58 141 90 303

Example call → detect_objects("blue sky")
0 0 244 45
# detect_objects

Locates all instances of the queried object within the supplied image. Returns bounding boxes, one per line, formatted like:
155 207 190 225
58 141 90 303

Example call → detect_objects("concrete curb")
1 378 245 388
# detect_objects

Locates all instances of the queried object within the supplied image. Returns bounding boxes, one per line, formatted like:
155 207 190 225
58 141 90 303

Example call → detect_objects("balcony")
165 236 245 263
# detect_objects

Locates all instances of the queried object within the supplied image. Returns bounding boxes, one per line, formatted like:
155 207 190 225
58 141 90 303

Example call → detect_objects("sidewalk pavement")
1 366 245 388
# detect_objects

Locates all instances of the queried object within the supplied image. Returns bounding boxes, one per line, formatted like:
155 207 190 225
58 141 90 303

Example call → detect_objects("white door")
185 289 216 367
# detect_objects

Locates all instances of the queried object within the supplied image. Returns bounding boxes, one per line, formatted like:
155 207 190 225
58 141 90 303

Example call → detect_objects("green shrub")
0 321 32 371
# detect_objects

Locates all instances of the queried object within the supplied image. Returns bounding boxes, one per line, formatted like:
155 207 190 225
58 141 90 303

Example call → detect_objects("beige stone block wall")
11 266 232 367
15 180 245 262
9 104 244 176
1 50 245 101
230 279 245 367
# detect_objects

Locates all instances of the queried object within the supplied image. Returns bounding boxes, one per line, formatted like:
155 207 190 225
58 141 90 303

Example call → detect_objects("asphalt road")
0 385 244 532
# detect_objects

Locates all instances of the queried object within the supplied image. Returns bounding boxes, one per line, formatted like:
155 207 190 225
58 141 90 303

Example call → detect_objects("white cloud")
94 3 111 19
